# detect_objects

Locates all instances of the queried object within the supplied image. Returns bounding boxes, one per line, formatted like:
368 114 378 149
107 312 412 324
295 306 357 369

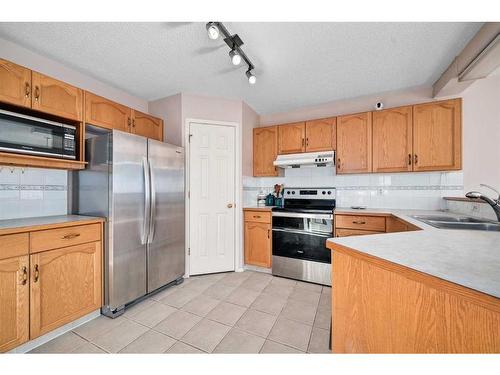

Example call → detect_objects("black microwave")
0 109 76 160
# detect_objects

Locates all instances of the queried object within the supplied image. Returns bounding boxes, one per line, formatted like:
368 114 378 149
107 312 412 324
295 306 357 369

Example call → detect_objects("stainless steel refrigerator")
71 125 185 318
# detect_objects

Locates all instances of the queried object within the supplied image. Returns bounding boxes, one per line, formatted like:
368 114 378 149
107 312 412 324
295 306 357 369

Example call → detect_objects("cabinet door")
131 110 163 141
30 242 102 339
305 117 336 152
372 106 413 173
244 222 271 268
413 99 462 171
0 256 29 353
253 126 278 176
31 72 83 121
0 59 31 108
84 91 131 132
278 122 306 154
336 112 372 174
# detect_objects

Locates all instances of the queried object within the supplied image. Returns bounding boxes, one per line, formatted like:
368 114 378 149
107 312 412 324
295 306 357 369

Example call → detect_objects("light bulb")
246 70 256 84
206 23 219 40
229 49 242 66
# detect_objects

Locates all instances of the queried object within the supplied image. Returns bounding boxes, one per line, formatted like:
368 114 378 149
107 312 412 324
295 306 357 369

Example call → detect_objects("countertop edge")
327 240 500 311
0 215 105 236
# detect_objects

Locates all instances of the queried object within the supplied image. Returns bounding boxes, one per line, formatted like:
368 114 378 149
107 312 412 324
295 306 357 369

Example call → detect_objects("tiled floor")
29 270 331 354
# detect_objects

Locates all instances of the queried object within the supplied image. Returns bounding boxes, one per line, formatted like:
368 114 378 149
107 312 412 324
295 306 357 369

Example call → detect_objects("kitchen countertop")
328 208 500 299
243 206 275 211
0 215 105 235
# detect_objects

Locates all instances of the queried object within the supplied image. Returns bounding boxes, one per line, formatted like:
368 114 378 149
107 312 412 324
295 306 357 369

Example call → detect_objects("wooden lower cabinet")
0 255 29 353
330 249 500 353
30 241 102 339
244 210 272 268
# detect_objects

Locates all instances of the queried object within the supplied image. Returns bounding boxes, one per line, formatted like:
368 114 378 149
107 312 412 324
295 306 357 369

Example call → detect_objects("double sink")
412 215 500 232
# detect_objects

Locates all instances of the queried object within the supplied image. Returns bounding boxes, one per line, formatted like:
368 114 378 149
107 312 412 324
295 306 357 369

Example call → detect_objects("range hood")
273 151 335 169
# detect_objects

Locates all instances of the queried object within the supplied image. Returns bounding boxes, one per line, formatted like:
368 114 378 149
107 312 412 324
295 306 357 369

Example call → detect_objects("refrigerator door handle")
148 158 156 244
142 157 151 245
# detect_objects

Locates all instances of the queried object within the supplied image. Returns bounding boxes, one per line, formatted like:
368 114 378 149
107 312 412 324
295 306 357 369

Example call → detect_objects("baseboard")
243 264 272 274
8 309 101 354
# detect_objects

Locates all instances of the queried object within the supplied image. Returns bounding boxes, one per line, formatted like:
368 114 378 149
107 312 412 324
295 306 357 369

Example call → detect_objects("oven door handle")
272 227 332 238
272 211 333 220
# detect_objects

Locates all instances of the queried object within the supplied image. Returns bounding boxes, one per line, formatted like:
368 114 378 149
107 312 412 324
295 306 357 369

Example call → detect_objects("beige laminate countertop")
243 206 275 211
329 208 500 299
0 215 105 235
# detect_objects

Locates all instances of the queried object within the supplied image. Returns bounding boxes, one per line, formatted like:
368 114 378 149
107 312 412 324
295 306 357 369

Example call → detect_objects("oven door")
272 213 332 263
0 110 66 158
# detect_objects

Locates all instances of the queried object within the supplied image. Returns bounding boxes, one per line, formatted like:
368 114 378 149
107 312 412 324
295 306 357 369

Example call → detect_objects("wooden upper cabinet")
412 99 462 171
278 122 306 154
85 91 131 132
30 241 102 339
131 110 163 141
253 126 278 177
31 72 83 121
336 112 372 174
0 59 31 108
305 117 336 152
372 106 413 173
0 255 29 353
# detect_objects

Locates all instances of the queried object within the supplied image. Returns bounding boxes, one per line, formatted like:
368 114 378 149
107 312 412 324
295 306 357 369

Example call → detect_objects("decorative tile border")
245 185 463 191
0 184 67 191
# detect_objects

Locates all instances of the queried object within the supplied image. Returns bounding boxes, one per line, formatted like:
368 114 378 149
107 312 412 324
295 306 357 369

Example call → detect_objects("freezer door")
110 131 149 308
147 139 185 292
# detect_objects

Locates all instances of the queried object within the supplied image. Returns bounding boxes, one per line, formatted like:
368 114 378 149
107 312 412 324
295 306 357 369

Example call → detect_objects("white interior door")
189 122 236 275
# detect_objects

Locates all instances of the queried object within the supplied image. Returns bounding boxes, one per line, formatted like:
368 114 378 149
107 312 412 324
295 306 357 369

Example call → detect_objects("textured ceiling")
0 22 482 114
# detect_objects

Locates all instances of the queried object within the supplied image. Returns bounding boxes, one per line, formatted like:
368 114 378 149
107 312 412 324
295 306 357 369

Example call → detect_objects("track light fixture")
206 22 257 85
229 49 242 66
246 70 256 85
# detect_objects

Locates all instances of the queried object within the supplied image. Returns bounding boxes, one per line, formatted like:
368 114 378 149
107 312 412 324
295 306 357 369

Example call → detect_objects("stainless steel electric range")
272 188 335 286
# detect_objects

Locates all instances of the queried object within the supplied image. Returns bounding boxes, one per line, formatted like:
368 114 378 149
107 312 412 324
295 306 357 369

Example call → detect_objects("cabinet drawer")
335 214 386 232
244 211 271 224
30 224 101 253
336 228 384 237
0 233 29 260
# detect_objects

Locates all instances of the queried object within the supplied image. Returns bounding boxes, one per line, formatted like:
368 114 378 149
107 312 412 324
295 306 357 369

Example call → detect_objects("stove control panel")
284 188 336 200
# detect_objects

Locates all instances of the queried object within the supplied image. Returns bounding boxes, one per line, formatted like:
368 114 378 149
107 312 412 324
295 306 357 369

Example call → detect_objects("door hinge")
188 134 193 143
188 248 190 255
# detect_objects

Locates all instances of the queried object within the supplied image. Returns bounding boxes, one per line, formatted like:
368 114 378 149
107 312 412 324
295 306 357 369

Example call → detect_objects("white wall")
458 73 500 192
149 93 182 145
0 37 148 112
242 102 259 177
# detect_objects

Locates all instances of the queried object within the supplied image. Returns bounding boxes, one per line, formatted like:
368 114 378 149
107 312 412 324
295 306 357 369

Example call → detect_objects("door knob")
227 203 233 208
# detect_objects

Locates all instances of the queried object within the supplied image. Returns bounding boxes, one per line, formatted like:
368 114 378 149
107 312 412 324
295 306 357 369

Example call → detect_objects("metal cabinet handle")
306 137 309 147
302 138 305 147
253 215 261 218
128 117 132 127
21 266 28 285
132 119 136 128
268 229 270 239
62 233 80 240
408 154 412 165
34 86 40 101
352 220 366 225
337 158 341 169
25 82 30 98
414 154 418 165
33 264 39 283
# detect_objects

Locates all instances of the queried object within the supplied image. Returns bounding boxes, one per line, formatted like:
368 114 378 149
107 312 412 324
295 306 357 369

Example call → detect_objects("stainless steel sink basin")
411 215 500 231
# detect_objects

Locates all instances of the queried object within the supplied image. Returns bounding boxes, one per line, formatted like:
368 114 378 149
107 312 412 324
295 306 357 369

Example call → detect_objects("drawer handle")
62 233 81 240
33 264 39 283
352 221 366 224
253 215 261 219
21 266 28 285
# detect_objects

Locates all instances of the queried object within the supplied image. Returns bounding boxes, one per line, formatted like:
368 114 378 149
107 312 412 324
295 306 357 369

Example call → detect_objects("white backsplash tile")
0 166 67 220
246 169 464 210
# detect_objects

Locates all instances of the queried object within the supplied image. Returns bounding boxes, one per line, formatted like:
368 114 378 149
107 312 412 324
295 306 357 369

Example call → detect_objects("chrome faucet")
465 184 500 221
